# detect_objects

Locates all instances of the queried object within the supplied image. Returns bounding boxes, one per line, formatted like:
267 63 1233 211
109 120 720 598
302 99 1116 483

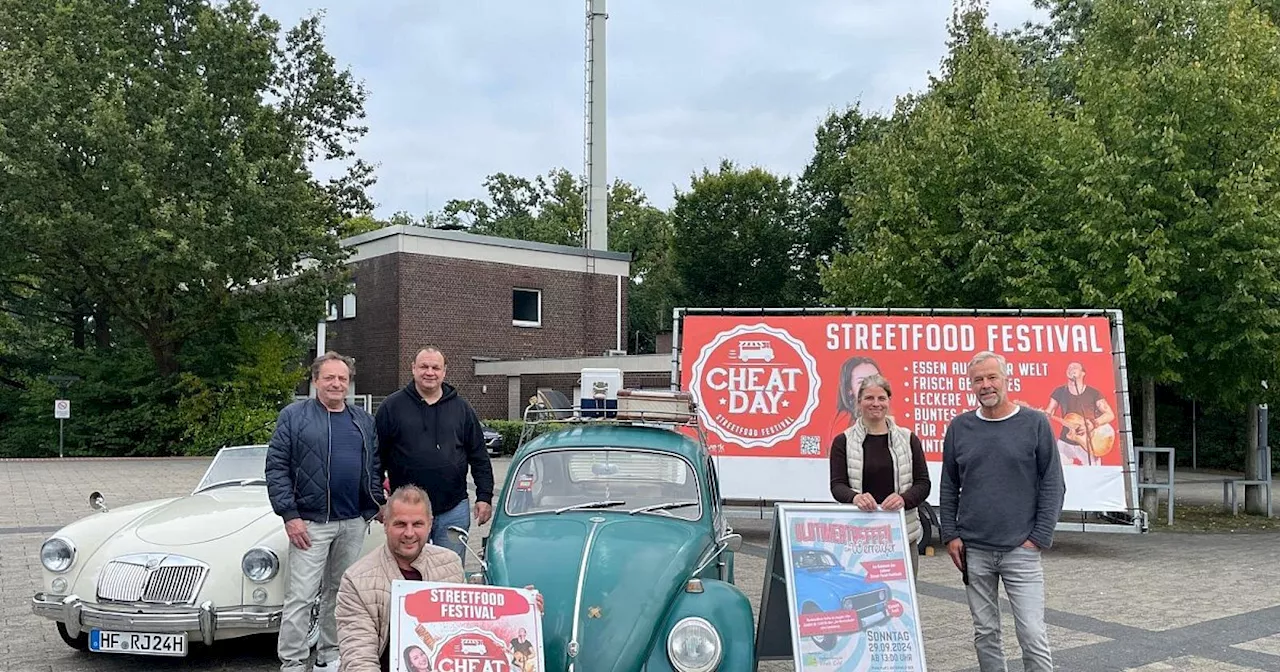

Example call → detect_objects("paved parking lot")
2 456 1278 671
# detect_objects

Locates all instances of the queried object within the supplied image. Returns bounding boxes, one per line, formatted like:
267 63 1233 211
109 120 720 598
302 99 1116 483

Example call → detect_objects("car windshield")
794 550 840 569
194 445 268 493
504 448 702 521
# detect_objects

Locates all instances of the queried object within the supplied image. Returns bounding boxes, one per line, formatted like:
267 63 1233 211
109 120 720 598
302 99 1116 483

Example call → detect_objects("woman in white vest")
828 373 932 579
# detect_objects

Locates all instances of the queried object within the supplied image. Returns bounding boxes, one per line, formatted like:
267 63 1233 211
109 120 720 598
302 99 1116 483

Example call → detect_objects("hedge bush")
485 420 567 455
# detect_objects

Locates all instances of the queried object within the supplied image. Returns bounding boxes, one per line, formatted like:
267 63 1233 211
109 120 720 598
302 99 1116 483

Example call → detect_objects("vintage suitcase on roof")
615 389 696 422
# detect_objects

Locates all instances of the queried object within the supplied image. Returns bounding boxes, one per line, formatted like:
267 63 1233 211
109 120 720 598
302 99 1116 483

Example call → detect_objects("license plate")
89 629 187 656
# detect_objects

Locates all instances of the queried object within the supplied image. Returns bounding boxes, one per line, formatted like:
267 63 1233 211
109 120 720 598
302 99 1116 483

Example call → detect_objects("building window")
513 288 541 327
341 292 356 319
326 300 338 321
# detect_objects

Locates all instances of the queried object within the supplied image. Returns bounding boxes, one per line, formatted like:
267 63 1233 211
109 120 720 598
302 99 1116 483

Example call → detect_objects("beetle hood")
484 513 711 672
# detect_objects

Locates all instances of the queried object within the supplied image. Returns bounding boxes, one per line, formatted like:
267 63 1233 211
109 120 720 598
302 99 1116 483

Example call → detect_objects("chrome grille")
96 554 209 605
843 590 885 614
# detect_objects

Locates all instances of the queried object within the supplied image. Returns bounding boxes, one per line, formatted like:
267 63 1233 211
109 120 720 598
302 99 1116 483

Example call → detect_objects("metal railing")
517 402 710 454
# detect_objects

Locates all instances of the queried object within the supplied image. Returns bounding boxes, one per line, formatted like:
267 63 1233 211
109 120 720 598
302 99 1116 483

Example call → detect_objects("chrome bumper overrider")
31 593 281 646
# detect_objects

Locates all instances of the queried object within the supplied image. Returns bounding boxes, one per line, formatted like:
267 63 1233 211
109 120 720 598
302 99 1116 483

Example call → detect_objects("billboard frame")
670 306 1146 536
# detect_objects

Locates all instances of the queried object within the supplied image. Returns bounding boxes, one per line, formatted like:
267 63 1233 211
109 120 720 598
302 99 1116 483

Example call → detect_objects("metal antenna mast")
582 0 608 252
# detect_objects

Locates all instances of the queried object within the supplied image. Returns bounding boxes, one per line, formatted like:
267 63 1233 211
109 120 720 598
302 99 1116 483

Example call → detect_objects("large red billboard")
677 314 1131 511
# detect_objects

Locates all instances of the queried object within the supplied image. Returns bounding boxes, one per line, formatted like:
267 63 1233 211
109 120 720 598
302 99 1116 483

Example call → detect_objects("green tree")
439 169 678 353
339 214 385 238
176 327 306 454
1070 0 1280 512
822 3 1105 312
669 160 802 309
793 106 891 305
442 169 583 246
608 180 676 353
822 0 1280 516
0 0 369 378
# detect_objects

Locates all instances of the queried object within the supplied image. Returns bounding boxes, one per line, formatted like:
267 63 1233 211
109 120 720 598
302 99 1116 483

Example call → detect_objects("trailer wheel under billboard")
670 307 1144 537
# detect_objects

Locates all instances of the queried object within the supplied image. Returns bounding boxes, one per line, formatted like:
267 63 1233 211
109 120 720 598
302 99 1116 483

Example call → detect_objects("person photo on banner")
402 644 432 672
507 628 536 671
829 355 898 437
828 373 931 579
1017 361 1116 466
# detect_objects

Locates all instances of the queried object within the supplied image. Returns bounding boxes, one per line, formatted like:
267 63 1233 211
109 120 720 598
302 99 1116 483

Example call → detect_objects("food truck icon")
459 637 486 655
735 339 775 362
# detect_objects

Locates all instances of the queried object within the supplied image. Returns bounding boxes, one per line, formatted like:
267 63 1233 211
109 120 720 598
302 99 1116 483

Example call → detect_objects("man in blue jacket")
376 346 495 560
265 351 385 672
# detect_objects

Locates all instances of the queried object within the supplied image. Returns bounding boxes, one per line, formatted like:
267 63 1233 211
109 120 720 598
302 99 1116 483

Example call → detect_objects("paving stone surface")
2 456 1277 671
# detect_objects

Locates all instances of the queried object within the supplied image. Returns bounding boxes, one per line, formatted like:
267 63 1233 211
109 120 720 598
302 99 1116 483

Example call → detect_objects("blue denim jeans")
430 498 470 562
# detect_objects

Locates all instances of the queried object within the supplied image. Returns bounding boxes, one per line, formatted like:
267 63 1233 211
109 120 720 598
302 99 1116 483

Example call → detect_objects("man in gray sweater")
940 351 1066 672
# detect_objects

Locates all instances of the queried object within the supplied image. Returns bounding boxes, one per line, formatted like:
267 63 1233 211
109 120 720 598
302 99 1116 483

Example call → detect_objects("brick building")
318 225 646 420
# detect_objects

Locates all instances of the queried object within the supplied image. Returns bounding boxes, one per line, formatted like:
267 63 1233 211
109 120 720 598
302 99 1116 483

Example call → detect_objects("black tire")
801 602 840 651
57 623 88 651
306 590 322 648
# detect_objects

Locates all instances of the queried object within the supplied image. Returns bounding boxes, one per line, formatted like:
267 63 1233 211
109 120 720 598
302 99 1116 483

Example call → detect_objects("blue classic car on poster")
790 546 892 650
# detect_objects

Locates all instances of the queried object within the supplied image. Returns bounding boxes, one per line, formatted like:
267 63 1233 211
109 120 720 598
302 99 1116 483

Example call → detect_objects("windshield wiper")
554 500 626 514
629 501 698 515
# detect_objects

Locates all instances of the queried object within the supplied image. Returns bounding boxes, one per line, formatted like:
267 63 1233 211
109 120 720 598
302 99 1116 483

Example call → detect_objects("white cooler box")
580 368 622 417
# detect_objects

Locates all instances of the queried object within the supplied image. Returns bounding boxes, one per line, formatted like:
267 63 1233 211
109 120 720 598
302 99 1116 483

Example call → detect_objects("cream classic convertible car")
31 444 384 657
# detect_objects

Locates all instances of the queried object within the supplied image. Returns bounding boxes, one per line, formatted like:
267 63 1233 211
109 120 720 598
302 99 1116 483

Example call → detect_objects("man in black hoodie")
375 347 495 560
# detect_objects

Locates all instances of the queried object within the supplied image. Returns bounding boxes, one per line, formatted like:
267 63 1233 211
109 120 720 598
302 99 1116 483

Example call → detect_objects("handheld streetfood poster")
778 504 927 672
390 580 544 672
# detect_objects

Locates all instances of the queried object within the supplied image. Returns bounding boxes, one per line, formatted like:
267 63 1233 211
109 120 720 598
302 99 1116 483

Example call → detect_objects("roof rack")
518 389 709 450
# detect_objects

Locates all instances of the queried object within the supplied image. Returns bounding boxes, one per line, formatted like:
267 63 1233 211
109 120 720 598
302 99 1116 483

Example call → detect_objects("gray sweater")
939 406 1066 551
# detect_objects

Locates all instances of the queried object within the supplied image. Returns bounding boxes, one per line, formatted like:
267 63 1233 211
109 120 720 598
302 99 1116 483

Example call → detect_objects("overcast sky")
257 1 1048 218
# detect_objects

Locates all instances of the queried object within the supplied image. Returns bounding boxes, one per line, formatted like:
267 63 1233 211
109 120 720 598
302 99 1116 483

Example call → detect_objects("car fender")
793 574 844 612
36 498 177 592
642 578 756 671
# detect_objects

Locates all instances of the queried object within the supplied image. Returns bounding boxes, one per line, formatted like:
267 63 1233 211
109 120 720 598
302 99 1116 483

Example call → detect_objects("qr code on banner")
800 435 821 455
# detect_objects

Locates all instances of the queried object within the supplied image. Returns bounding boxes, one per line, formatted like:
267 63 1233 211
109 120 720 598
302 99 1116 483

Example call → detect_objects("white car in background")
31 444 384 658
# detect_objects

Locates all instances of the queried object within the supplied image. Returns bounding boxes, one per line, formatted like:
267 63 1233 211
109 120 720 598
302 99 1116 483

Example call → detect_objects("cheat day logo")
689 323 821 449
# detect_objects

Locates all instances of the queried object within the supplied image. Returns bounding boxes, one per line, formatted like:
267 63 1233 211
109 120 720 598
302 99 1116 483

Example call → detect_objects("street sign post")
53 400 70 457
46 375 79 459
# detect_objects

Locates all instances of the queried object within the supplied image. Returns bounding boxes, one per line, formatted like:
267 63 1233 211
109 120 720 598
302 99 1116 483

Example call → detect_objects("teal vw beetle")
450 390 755 671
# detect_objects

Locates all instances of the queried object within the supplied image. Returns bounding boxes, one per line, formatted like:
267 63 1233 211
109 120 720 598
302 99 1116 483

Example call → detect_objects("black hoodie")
375 381 495 516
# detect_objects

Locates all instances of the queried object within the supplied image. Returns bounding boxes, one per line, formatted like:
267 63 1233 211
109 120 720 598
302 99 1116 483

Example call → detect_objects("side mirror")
719 532 742 552
447 525 488 572
89 491 108 513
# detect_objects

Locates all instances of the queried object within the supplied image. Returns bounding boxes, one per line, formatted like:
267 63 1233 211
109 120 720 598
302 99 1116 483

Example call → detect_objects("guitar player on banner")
1022 362 1116 466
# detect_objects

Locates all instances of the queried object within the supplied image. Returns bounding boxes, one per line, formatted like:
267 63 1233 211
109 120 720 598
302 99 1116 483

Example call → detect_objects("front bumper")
32 592 281 646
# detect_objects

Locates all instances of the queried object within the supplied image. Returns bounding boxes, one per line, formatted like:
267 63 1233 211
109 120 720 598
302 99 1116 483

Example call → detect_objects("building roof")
341 225 631 276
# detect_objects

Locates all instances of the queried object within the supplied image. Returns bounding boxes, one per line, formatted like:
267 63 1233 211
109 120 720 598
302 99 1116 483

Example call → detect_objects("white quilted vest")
844 418 922 546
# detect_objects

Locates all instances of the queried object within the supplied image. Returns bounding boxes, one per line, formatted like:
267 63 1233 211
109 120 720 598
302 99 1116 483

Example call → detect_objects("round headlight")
241 547 279 583
666 616 722 672
40 537 75 573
